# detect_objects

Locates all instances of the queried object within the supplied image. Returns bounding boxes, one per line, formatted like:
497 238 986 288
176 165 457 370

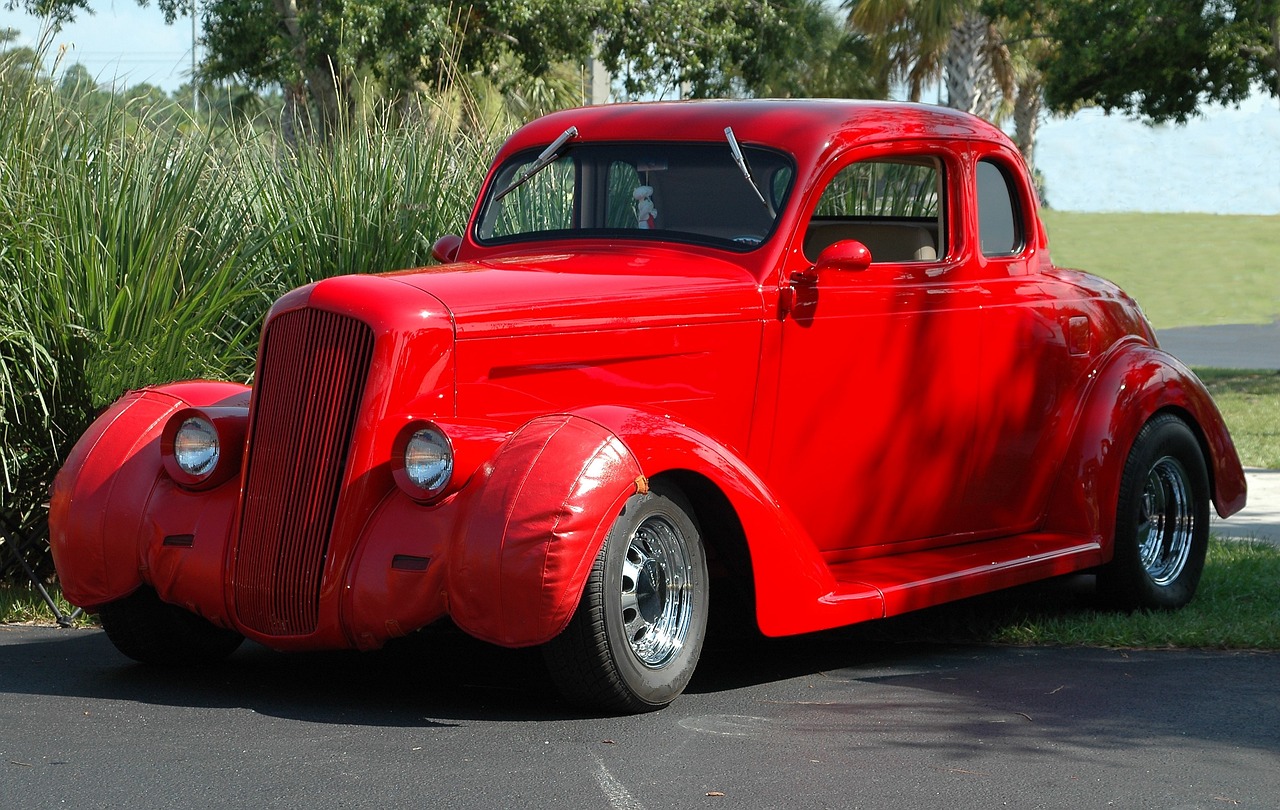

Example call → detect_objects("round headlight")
403 426 453 496
173 416 220 478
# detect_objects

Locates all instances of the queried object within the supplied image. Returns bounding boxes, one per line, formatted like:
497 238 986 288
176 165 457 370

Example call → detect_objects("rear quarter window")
977 160 1023 256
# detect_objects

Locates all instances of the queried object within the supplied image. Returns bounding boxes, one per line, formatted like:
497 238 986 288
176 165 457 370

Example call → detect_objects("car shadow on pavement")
0 574 1104 725
0 622 576 725
688 572 1102 693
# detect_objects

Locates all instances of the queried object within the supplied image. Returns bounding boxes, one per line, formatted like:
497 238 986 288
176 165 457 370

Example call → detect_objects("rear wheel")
543 483 708 713
98 586 244 665
1098 414 1210 610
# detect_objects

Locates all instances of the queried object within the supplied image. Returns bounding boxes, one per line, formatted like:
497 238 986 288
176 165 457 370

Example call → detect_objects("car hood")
383 248 764 339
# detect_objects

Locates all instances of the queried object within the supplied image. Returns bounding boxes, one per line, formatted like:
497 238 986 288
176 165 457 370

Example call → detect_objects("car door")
768 146 989 558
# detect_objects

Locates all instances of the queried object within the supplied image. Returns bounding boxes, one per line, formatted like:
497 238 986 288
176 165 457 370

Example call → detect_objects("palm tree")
848 0 954 101
943 9 1014 120
846 0 1013 117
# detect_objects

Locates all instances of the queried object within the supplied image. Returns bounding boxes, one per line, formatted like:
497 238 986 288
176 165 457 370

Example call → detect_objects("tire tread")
1098 413 1210 610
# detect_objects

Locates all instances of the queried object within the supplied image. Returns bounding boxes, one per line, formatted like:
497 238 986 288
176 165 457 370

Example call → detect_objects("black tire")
543 483 709 713
1098 413 1211 610
98 586 244 665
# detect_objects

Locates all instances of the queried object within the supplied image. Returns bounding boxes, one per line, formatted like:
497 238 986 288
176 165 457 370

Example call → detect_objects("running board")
825 532 1104 619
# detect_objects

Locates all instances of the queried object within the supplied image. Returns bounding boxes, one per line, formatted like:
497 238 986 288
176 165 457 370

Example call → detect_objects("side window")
977 160 1022 256
805 158 944 263
815 159 940 218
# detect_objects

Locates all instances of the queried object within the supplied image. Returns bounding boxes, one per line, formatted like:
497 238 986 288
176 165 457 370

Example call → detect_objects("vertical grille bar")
233 309 374 636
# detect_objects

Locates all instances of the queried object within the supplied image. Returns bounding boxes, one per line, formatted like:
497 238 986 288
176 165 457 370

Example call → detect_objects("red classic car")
50 100 1247 713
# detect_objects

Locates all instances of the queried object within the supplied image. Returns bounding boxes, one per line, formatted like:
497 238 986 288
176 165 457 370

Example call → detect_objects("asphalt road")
2 621 1277 810
1156 321 1280 371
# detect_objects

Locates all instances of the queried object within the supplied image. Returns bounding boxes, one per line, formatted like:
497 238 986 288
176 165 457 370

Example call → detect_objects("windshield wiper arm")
725 127 769 209
495 126 579 202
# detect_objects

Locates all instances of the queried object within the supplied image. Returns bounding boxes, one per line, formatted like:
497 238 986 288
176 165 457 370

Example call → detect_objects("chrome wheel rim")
1136 455 1195 586
619 514 694 668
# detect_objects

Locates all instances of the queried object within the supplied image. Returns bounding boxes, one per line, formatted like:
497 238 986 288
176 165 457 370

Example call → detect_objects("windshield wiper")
494 126 579 202
725 127 769 209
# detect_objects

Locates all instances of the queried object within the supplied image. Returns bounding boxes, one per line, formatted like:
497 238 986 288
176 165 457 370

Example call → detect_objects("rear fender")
49 382 251 610
1042 342 1246 551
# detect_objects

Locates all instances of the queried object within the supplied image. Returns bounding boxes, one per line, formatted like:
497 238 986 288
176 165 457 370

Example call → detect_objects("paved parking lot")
2 621 1278 810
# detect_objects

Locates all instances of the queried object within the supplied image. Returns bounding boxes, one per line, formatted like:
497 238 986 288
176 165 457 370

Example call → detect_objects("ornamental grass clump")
244 106 488 295
1 63 274 578
0 60 495 586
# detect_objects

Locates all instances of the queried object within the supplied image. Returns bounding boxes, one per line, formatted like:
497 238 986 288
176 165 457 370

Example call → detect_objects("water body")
1037 93 1280 215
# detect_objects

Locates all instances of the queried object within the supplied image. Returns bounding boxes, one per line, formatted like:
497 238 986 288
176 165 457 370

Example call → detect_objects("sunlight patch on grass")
1041 211 1280 330
1194 369 1280 469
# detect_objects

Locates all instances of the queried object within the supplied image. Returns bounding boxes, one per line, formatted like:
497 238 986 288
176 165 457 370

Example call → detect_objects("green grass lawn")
1042 212 1279 468
1195 368 1280 469
1040 211 1280 329
990 540 1280 649
0 583 87 626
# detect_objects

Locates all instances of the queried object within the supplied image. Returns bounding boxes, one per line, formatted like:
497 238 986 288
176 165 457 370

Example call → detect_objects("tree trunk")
279 81 307 152
305 54 351 139
1013 74 1041 170
273 0 350 141
945 11 1000 120
945 12 983 113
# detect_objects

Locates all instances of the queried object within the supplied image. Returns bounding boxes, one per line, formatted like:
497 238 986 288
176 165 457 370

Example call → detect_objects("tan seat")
804 222 937 263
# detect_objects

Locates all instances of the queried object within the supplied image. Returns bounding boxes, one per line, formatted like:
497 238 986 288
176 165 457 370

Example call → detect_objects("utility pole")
191 0 198 115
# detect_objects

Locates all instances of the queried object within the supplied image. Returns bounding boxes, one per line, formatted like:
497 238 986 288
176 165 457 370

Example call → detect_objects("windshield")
476 142 795 251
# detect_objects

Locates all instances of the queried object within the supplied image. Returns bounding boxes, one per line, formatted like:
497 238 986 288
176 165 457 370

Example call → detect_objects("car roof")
494 99 1017 168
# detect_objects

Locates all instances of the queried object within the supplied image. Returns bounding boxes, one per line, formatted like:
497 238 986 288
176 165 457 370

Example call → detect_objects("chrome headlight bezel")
395 423 454 501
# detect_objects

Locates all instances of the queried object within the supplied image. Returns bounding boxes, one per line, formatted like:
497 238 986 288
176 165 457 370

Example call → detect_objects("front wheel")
1098 414 1211 610
98 586 244 665
543 483 708 713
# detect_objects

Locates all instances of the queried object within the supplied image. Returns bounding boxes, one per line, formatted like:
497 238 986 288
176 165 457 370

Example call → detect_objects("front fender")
447 414 643 647
49 381 251 610
1042 342 1247 549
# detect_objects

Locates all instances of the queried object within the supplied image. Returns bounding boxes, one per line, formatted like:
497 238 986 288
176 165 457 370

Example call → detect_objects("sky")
1 2 196 92
4 3 1279 216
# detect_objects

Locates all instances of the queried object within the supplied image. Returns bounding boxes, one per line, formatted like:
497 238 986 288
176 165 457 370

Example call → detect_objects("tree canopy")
7 0 874 138
13 0 1274 135
988 0 1279 123
598 0 875 100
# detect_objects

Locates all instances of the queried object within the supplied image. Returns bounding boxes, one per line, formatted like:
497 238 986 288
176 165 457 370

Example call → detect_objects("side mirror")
431 234 463 264
815 240 872 273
